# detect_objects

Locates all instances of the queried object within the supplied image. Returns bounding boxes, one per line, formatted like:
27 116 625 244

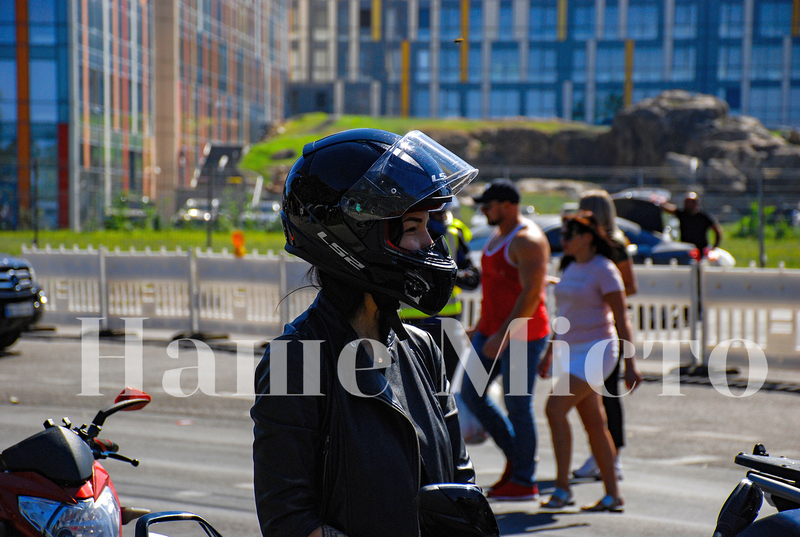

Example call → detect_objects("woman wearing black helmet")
251 129 479 537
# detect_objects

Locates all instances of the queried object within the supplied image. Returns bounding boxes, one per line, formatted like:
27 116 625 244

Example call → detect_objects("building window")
416 49 431 82
672 46 696 81
597 45 625 82
571 5 595 41
597 90 624 123
468 45 482 82
442 3 460 41
633 46 662 82
312 49 331 81
466 89 481 117
789 87 800 126
414 88 430 116
718 46 742 81
793 44 800 79
359 3 371 39
470 1 483 41
338 1 349 40
419 6 430 40
440 45 460 83
491 44 519 82
573 48 587 83
673 3 697 39
530 3 558 41
498 1 514 41
386 47 400 82
0 60 17 122
628 3 659 40
749 86 781 125
573 90 586 121
489 89 520 117
311 2 329 40
440 89 461 117
719 2 743 38
529 47 557 83
758 1 792 38
525 89 557 117
604 5 619 39
751 45 783 81
339 43 350 78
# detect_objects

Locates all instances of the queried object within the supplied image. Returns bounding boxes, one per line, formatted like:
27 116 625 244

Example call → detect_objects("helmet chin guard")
281 129 478 318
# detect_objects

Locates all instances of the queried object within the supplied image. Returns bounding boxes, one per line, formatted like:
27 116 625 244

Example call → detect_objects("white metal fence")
20 246 800 360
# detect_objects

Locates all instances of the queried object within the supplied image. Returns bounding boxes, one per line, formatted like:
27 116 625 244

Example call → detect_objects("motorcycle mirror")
134 511 223 537
115 388 152 411
417 484 500 537
713 478 763 537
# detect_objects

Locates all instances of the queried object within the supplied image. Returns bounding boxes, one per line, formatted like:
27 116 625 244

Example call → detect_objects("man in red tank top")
461 179 551 501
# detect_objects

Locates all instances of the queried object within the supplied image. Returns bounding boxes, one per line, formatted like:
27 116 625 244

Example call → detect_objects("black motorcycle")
714 444 800 536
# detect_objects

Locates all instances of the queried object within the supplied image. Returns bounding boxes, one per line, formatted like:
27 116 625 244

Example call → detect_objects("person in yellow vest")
401 200 480 381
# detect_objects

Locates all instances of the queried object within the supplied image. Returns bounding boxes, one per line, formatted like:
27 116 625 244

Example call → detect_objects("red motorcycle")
0 388 153 536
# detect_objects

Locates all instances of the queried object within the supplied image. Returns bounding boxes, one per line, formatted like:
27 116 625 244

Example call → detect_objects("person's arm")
616 257 638 296
252 339 327 537
603 290 642 391
710 220 723 249
481 227 549 359
660 201 678 215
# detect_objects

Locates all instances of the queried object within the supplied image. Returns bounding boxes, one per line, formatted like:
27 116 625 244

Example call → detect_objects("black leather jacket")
252 293 475 537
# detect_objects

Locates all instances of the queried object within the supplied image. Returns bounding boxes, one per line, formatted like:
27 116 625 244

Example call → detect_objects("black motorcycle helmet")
282 128 478 317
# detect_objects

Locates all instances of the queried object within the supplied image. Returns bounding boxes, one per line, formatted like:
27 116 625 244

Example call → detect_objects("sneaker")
488 462 513 492
614 455 624 481
573 455 600 480
487 481 540 501
572 455 624 481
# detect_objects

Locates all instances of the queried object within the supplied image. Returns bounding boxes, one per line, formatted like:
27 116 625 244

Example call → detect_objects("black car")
0 254 46 349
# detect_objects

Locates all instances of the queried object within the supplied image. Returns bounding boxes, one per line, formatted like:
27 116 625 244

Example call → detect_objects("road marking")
175 490 211 498
233 482 254 490
684 430 759 443
652 455 721 466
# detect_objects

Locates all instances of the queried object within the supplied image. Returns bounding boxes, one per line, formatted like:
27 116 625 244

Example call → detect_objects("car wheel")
0 331 22 350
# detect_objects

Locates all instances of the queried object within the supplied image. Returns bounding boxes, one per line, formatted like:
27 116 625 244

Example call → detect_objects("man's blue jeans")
460 331 550 487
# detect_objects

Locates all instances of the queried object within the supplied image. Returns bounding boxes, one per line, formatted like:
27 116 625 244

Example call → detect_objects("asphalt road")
1 334 799 536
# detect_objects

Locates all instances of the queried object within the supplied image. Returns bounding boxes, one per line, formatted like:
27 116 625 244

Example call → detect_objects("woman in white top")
538 211 643 512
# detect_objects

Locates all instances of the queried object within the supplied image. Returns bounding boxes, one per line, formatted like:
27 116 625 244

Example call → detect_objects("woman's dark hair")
559 210 615 271
308 266 366 320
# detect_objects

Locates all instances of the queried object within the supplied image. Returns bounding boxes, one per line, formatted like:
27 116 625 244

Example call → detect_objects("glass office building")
0 0 287 231
286 0 800 128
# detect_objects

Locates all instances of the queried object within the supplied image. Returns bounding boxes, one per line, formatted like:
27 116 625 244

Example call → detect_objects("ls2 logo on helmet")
317 232 366 270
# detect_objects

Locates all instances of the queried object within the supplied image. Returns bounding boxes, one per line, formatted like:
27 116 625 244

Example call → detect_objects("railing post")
279 252 289 328
697 260 707 368
99 246 109 333
189 248 200 335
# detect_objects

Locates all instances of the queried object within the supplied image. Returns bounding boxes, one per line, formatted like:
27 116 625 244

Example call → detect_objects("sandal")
540 488 575 509
581 494 624 513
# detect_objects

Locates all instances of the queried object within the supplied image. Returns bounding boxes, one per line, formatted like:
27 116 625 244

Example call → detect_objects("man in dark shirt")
662 192 723 255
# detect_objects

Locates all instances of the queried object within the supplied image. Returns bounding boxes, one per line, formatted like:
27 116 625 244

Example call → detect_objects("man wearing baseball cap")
461 178 552 500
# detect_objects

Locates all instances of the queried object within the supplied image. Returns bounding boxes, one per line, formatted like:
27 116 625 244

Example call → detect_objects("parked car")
238 200 281 230
468 214 736 267
171 198 228 228
0 254 46 349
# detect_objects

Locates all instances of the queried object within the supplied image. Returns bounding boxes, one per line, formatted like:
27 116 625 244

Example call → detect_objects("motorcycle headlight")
19 487 120 537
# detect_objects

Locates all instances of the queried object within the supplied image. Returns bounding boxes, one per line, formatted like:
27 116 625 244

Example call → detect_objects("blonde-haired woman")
571 189 638 480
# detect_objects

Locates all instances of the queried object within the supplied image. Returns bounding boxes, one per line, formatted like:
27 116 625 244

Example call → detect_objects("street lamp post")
206 154 228 249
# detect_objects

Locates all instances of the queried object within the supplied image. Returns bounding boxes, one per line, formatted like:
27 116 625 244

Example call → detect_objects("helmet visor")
341 131 478 221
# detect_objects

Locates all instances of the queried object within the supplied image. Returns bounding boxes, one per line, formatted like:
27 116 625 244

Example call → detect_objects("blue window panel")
440 88 461 117
498 1 514 41
442 3 461 41
573 89 586 121
529 47 557 83
750 45 783 81
530 4 558 41
573 48 587 83
468 46 482 82
0 60 16 122
672 46 696 81
470 2 483 41
633 46 662 82
789 87 800 126
628 4 659 40
793 44 800 79
525 89 556 117
596 45 625 82
673 3 697 39
413 87 430 116
604 5 619 39
416 49 431 82
718 46 742 81
490 44 519 82
758 1 792 38
749 86 781 125
466 89 481 117
419 6 431 41
571 5 595 41
489 89 520 117
440 46 460 83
